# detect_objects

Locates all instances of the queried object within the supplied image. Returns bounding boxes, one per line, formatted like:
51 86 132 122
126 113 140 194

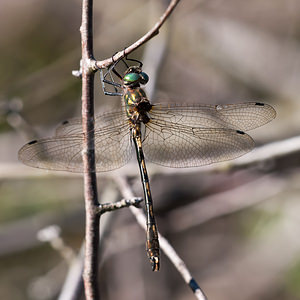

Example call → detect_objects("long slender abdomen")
132 131 160 271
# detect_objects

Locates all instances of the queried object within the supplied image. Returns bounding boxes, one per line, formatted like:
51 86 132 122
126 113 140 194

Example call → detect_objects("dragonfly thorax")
124 87 152 125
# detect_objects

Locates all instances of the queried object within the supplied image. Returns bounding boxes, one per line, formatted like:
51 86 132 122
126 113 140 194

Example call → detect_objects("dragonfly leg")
116 48 143 70
100 68 123 96
124 53 143 68
99 52 127 96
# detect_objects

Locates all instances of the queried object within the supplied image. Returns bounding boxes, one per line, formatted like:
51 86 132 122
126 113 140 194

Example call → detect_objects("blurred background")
1 0 300 299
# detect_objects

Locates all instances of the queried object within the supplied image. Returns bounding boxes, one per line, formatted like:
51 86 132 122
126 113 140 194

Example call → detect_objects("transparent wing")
55 110 126 136
18 112 133 172
149 102 276 132
143 119 255 168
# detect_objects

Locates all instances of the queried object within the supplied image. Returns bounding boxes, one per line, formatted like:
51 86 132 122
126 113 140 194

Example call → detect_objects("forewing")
142 119 254 168
149 102 276 132
19 112 132 172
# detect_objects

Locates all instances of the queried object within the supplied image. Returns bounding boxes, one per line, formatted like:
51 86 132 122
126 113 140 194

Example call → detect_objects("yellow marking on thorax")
127 93 136 105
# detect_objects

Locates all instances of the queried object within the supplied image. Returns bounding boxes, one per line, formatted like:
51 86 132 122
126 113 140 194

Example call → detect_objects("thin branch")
97 197 143 214
93 0 181 70
159 235 208 300
80 0 100 299
115 176 208 300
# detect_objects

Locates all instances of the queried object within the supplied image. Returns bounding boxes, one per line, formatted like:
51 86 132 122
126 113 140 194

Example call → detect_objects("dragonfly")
18 56 276 272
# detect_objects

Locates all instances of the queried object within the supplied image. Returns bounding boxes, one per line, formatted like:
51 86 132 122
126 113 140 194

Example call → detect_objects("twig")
80 0 100 299
115 176 208 300
93 0 181 70
97 197 143 214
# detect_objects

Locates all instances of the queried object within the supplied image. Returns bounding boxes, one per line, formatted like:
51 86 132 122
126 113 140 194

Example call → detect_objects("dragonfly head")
123 67 149 87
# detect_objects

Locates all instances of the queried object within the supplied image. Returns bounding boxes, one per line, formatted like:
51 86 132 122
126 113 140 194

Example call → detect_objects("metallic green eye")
124 73 140 84
140 72 149 84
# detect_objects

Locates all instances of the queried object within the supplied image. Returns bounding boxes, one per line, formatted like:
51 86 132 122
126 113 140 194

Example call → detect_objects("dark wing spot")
28 140 38 145
236 130 245 135
255 102 265 106
62 120 69 125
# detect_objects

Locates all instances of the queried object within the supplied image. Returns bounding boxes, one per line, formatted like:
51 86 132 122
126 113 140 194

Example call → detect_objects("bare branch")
97 197 143 214
94 0 181 70
115 176 207 300
80 0 100 299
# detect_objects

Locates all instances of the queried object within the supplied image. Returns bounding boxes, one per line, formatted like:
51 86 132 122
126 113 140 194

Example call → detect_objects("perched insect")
19 56 276 271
